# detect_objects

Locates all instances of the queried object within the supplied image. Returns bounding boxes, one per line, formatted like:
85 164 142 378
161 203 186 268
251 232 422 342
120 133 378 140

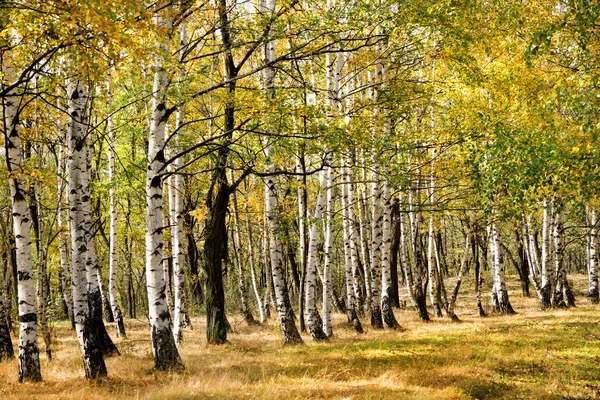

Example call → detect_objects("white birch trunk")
380 177 399 328
243 182 266 322
145 9 182 368
523 215 543 303
321 160 334 337
552 208 574 308
305 168 328 340
170 18 191 345
57 136 73 328
66 80 107 379
107 80 126 338
370 161 383 328
341 155 363 332
587 207 599 303
3 63 42 382
357 154 372 309
489 217 514 314
261 0 302 344
264 155 303 343
231 172 255 325
296 154 307 330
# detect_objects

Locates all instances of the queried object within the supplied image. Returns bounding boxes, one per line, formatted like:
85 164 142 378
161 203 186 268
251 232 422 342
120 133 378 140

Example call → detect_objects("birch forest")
2 0 600 398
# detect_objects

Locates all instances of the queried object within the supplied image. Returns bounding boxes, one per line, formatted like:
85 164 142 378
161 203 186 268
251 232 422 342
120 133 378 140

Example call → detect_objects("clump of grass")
2 274 600 399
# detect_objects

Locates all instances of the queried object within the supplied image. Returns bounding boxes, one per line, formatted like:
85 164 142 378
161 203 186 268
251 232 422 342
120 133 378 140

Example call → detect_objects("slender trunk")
296 153 307 331
4 63 42 381
66 80 106 379
107 81 126 338
321 160 334 337
406 176 429 321
390 198 401 308
341 155 363 333
514 228 530 297
231 176 255 325
447 231 471 321
524 214 545 308
145 10 182 366
0 286 13 361
369 162 383 329
380 178 399 329
305 168 328 340
540 198 553 308
427 213 443 317
552 208 575 308
358 152 371 311
262 212 272 318
243 181 265 323
171 21 191 344
264 169 303 343
27 175 51 362
57 138 74 328
260 0 302 344
473 231 487 317
489 217 515 314
587 207 599 303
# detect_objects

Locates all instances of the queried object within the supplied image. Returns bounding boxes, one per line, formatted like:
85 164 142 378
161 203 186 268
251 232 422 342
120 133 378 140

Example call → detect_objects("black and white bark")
587 207 598 303
380 177 399 329
305 167 328 341
144 7 182 368
107 75 126 339
3 63 42 382
66 80 107 379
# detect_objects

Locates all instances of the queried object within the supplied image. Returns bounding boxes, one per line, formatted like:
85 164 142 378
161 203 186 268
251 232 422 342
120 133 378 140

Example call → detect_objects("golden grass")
2 275 600 399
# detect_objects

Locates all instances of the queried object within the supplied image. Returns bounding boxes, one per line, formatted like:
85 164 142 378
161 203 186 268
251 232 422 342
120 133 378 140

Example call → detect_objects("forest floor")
2 274 600 399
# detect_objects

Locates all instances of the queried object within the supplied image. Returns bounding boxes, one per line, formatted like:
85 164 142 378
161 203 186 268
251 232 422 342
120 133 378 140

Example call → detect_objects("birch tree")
380 177 400 329
587 207 598 303
3 63 41 381
107 75 126 338
66 79 107 379
144 6 183 368
305 167 328 340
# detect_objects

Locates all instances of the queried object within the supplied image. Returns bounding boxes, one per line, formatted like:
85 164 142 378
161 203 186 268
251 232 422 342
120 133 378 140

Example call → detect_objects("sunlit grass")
2 275 600 399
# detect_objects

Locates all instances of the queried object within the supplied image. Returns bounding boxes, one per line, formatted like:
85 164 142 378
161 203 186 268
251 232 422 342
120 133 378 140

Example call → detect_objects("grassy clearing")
2 275 600 399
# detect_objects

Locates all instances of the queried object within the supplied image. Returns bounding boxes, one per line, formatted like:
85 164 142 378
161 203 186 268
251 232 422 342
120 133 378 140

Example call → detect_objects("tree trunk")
231 177 256 325
539 198 553 309
243 181 266 323
552 207 575 308
107 80 126 338
296 153 308 331
145 13 183 366
447 231 471 321
340 155 363 333
489 218 515 315
66 80 107 379
4 63 42 382
305 168 328 341
29 183 51 359
390 198 401 308
587 207 599 303
369 162 383 329
57 137 74 329
473 231 487 317
380 178 399 329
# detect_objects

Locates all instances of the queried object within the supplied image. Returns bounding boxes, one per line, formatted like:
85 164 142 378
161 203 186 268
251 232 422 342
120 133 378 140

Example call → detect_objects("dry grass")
2 275 600 399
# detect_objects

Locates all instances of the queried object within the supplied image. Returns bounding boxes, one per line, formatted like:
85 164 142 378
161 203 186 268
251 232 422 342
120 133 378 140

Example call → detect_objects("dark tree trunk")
0 291 14 361
89 288 120 357
185 211 203 308
204 171 230 345
473 233 487 317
